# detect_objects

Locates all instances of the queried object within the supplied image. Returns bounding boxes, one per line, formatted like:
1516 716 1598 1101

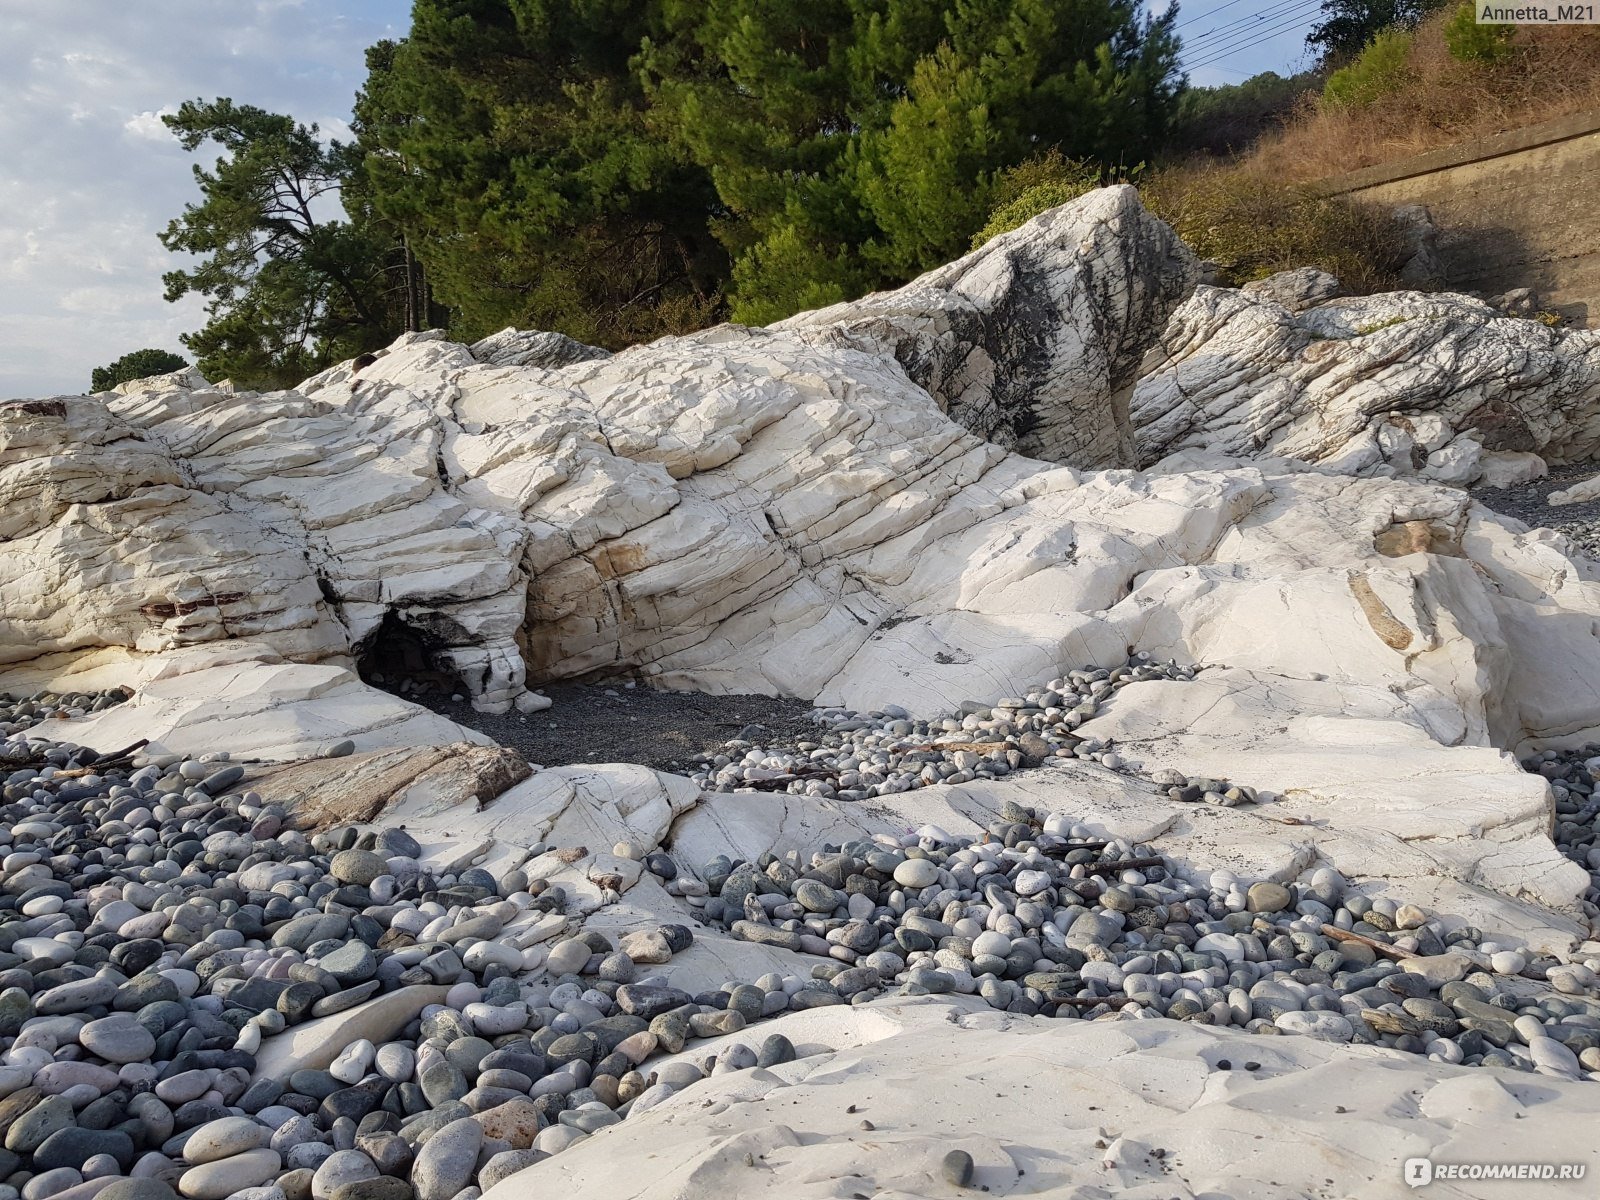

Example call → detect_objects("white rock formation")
1 187 1189 720
1551 471 1600 507
1133 282 1600 483
11 189 1600 1192
776 185 1196 467
8 186 1600 934
478 996 1600 1200
1240 264 1343 311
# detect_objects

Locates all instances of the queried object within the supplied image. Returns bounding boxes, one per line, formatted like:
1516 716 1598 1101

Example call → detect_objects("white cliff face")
0 187 1193 717
7 187 1600 933
1132 282 1600 482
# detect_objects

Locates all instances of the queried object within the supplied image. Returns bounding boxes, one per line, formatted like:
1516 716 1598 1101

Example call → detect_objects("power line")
1181 0 1322 50
1187 20 1320 73
1174 0 1257 30
1184 5 1323 70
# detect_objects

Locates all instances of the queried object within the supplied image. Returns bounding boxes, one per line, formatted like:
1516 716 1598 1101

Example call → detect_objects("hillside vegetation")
1252 13 1600 182
139 2 1600 390
154 0 1185 387
1125 11 1600 293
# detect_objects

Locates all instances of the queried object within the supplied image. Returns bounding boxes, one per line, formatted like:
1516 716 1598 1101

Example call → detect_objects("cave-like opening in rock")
356 611 466 699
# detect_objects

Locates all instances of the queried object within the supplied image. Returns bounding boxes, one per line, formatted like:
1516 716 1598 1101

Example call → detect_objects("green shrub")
970 153 1123 249
90 348 189 392
1444 2 1515 63
1323 29 1415 107
1143 166 1410 293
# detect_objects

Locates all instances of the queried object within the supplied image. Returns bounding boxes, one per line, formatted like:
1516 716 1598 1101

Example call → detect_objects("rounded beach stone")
78 1015 157 1065
477 1149 545 1192
1245 882 1291 914
793 880 838 913
544 939 591 976
310 1151 379 1200
6 1094 74 1153
942 1150 975 1186
410 1117 482 1200
34 1129 135 1173
329 851 387 887
892 859 938 889
184 1117 269 1165
756 1034 796 1068
178 1149 282 1200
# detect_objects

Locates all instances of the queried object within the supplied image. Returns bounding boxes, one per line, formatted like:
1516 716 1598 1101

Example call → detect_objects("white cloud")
124 106 178 142
317 115 356 145
0 0 409 399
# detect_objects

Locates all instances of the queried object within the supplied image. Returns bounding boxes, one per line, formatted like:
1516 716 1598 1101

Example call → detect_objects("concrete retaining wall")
1320 110 1600 326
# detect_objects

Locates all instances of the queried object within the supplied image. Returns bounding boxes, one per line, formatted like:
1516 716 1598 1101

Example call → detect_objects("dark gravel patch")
1472 463 1600 559
412 682 818 771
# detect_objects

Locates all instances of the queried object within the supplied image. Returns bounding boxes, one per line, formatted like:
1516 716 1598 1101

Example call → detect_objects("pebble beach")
2 663 1599 1200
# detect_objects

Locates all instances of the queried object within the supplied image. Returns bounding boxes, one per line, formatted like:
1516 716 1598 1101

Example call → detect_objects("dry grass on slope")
1136 17 1600 293
1248 19 1600 184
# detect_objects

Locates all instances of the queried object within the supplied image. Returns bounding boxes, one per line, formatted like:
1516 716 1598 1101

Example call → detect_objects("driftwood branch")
1320 923 1417 962
91 738 150 766
7 737 149 774
1080 857 1165 877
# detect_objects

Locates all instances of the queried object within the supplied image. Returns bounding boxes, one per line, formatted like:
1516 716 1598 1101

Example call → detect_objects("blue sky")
1177 0 1323 86
1 0 1318 399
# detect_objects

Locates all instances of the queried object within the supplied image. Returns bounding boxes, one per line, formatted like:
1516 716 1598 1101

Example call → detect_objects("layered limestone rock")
8 187 1600 931
1132 282 1600 483
1 186 1189 719
776 184 1197 467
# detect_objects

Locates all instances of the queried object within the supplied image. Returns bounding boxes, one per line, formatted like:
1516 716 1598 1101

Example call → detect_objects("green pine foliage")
354 0 725 347
642 0 1183 325
89 349 189 393
158 99 404 389
158 2 1188 366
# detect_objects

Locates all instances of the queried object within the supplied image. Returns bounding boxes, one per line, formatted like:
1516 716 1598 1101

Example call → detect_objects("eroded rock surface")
1 187 1189 720
480 998 1600 1200
8 188 1600 937
9 185 1600 1193
1133 282 1600 481
777 184 1197 466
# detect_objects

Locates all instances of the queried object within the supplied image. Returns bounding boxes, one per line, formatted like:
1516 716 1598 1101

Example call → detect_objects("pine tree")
158 99 402 388
356 0 725 346
1307 0 1441 65
643 0 1183 324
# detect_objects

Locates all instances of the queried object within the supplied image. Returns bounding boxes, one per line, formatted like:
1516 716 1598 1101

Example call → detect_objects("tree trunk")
403 237 421 334
421 262 438 329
